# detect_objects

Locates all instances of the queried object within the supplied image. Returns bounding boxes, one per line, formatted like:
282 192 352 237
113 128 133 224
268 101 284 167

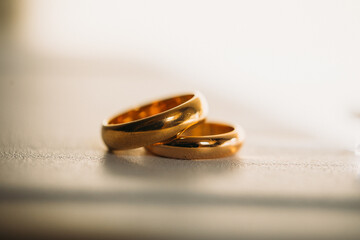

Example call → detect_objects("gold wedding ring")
102 92 208 150
146 122 244 159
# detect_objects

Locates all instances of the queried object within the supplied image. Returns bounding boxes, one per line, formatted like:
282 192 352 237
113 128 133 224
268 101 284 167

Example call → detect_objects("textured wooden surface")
1 54 360 239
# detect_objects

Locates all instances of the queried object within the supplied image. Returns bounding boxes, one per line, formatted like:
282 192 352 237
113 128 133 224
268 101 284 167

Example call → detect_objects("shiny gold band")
146 122 245 159
102 92 208 150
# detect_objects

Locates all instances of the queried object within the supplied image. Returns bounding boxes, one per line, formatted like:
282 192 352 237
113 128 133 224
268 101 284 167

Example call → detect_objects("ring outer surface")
102 92 208 150
146 122 245 160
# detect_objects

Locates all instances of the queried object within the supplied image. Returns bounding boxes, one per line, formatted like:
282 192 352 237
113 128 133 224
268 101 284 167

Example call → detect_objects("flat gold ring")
102 92 208 150
146 122 245 160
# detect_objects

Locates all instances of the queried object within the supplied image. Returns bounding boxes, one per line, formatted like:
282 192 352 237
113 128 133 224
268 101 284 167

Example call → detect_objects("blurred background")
1 0 360 148
1 1 360 239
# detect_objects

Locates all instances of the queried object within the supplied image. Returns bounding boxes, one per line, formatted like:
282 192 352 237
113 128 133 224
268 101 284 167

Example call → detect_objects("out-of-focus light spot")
355 143 360 156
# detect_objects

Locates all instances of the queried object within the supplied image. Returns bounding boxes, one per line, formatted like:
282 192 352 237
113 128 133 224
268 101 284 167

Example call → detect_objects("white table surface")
1 52 360 240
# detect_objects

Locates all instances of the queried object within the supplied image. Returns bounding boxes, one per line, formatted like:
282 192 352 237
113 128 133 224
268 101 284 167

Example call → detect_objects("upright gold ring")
146 122 245 160
102 92 208 150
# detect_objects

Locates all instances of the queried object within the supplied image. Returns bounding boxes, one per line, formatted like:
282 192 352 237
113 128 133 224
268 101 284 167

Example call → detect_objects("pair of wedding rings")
102 92 244 159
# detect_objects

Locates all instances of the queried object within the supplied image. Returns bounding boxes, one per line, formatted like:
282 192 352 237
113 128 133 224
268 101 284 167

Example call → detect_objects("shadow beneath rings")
103 148 242 182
